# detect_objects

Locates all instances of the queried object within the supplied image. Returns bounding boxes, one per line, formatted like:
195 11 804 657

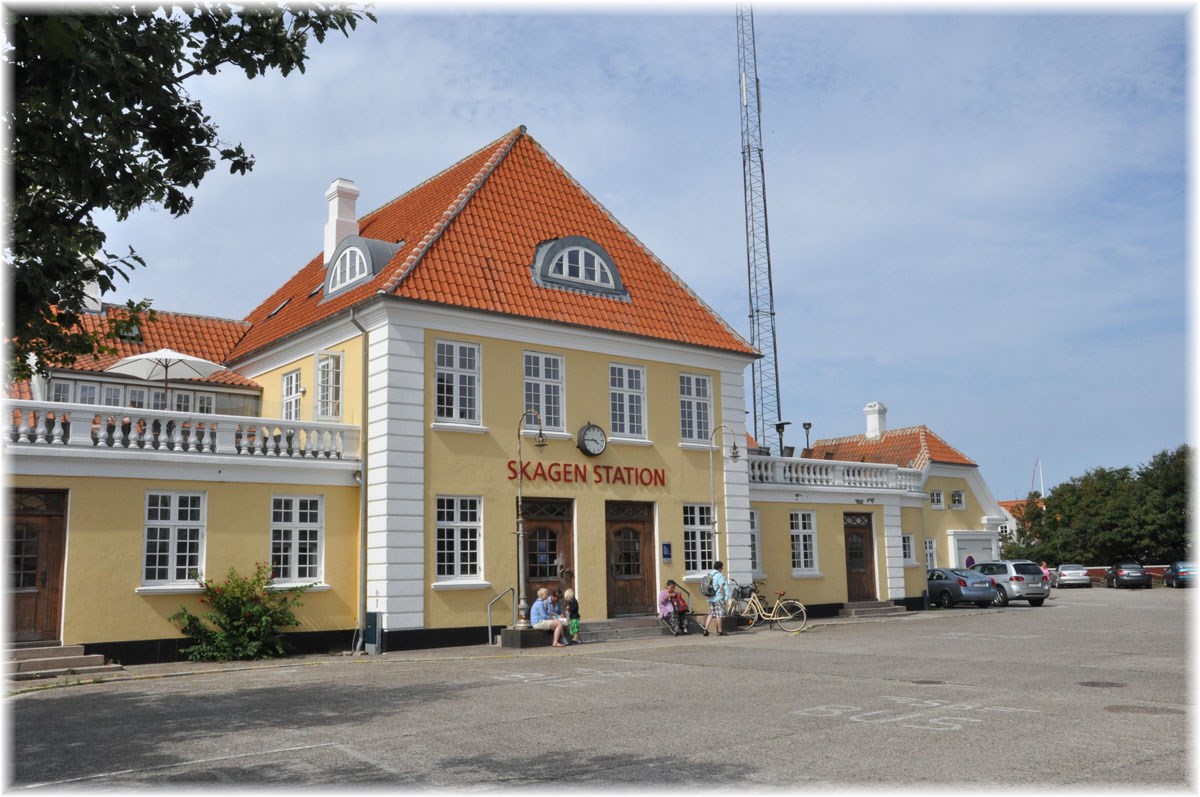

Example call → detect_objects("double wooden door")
523 499 574 602
605 502 654 616
9 490 67 643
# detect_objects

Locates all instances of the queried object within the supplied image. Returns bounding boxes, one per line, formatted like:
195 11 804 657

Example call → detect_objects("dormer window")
329 247 368 292
532 235 628 299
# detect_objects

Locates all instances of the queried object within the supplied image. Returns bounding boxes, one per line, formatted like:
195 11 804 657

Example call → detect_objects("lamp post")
708 424 741 563
775 420 791 457
514 409 547 629
802 421 812 450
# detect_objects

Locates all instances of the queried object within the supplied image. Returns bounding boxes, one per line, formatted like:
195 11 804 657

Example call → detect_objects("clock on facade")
576 422 607 457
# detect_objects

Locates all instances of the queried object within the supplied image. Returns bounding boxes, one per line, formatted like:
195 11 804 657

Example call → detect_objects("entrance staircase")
838 600 907 619
7 642 124 681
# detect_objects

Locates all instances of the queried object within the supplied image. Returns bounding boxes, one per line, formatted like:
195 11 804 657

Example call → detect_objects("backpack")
700 572 717 598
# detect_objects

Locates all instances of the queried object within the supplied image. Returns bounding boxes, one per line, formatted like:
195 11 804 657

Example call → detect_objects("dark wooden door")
606 502 654 616
844 512 876 602
523 499 574 602
9 490 67 643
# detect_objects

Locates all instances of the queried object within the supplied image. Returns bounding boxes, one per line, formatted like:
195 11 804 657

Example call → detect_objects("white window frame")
329 246 368 292
901 534 917 565
609 363 646 439
127 387 147 409
101 384 122 407
142 491 205 586
282 369 302 421
316 352 343 421
679 373 712 443
929 490 945 509
523 351 564 432
150 389 167 411
49 380 73 403
790 511 820 576
435 496 483 583
196 393 215 414
76 382 97 405
683 504 715 573
549 245 615 288
951 490 966 510
271 495 324 585
924 538 937 570
173 391 192 413
749 509 764 578
435 340 481 425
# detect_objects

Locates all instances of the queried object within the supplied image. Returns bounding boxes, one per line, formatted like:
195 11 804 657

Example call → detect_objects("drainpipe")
349 307 369 653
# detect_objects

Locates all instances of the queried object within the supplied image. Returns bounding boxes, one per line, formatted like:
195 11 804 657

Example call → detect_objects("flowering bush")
170 563 310 662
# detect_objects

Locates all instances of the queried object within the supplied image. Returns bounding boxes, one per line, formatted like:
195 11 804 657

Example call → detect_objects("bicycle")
729 580 807 632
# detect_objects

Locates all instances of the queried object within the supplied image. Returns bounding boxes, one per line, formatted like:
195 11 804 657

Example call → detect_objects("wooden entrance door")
523 499 574 603
844 512 876 602
9 490 67 643
606 502 654 616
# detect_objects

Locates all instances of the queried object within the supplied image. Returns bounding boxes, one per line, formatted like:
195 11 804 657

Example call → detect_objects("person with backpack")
701 561 729 637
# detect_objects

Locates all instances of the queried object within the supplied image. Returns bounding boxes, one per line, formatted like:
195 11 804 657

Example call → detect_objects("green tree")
5 5 375 380
1134 445 1190 563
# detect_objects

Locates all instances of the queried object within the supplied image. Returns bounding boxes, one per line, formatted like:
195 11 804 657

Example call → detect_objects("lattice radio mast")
737 4 785 454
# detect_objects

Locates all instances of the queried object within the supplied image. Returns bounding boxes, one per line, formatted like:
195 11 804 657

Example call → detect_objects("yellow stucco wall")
11 474 359 645
254 337 364 425
423 332 724 627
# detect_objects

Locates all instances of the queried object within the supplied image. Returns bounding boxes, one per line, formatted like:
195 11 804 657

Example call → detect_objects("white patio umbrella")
104 348 227 404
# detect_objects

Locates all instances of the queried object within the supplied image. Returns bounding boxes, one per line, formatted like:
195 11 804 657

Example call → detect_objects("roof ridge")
378 126 526 295
521 134 757 356
97 303 251 329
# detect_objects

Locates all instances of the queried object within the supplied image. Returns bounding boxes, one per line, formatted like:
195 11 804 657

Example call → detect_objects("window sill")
790 570 824 579
432 580 492 591
903 560 920 568
610 436 653 447
272 582 331 592
431 422 488 434
678 441 715 452
136 584 204 595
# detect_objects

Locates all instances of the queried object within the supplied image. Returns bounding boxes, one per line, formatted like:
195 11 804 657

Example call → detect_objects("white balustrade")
4 400 360 462
747 453 925 494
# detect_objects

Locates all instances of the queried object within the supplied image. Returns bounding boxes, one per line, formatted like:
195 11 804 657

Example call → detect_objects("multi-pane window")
316 353 343 420
143 492 204 585
329 247 368 291
76 383 97 405
924 538 937 570
102 385 122 406
929 490 944 509
679 374 712 442
790 511 818 573
173 392 192 413
150 389 167 411
749 509 762 575
271 496 322 582
10 523 39 589
901 534 914 563
951 490 966 510
196 394 215 414
435 341 480 424
49 381 72 403
127 388 147 409
436 496 481 580
683 504 714 572
549 246 615 288
524 352 564 431
282 370 302 421
609 364 645 438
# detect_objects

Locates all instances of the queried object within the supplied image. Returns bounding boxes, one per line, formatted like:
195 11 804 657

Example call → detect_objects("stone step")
839 603 907 618
10 664 125 682
9 644 85 662
8 653 111 674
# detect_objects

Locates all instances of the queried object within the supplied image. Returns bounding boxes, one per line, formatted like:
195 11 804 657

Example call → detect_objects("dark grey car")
1104 561 1152 589
970 560 1049 606
927 568 998 608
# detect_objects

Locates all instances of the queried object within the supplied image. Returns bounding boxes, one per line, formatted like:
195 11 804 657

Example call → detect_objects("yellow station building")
6 128 1006 662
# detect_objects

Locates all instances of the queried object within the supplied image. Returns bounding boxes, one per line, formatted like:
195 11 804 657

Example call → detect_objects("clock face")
577 423 607 456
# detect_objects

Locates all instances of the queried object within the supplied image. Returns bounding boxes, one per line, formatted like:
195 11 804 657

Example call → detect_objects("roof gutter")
349 307 369 654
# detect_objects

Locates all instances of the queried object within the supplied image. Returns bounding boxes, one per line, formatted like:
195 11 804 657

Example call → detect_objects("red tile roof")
37 306 255 388
803 425 976 470
228 126 757 362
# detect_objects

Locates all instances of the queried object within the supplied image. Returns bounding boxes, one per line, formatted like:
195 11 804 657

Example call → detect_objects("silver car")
970 560 1049 607
1051 563 1093 588
927 568 999 608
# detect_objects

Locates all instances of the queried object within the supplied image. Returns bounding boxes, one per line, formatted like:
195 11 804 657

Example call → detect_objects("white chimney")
864 401 888 439
324 178 361 263
82 279 103 312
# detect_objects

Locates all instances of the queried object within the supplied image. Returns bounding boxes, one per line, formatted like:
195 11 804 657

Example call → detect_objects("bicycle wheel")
775 600 807 632
729 598 751 626
740 601 760 628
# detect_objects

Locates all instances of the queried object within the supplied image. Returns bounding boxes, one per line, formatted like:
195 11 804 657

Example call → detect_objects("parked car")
1162 561 1194 588
927 568 998 608
1051 563 1093 589
1104 561 1152 589
969 560 1049 606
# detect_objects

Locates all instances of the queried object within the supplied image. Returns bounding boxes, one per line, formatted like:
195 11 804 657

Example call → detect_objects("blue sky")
97 7 1189 501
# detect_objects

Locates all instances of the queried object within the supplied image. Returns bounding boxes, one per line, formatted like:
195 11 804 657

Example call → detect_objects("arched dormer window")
531 236 628 299
329 247 368 291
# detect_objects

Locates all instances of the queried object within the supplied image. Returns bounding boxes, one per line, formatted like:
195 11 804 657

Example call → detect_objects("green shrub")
170 563 310 662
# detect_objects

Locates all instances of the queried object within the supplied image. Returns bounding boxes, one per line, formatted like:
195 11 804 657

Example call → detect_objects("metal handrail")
487 588 516 645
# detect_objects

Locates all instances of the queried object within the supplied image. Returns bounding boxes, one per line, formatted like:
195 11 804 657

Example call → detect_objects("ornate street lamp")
708 424 741 563
513 408 547 629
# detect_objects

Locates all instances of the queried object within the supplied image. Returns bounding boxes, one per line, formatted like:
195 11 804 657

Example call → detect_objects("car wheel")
993 588 1009 607
938 591 954 609
1028 598 1045 607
